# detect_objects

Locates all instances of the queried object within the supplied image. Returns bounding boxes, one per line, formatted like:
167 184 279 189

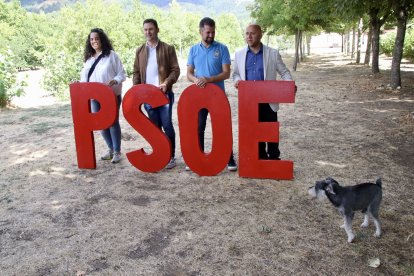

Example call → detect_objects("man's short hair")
199 17 215 29
143 18 158 29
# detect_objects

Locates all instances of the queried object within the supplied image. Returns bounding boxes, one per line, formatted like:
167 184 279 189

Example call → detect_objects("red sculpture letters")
69 81 295 179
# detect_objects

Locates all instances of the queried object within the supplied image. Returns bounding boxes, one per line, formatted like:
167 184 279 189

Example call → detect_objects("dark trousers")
198 108 235 163
258 103 280 160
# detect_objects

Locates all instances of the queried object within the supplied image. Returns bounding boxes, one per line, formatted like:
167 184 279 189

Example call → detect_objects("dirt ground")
1 52 414 275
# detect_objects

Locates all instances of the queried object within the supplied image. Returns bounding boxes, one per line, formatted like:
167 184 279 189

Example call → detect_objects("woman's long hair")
83 28 113 62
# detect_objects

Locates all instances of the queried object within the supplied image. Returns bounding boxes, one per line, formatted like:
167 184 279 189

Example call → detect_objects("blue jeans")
144 91 176 158
91 95 122 153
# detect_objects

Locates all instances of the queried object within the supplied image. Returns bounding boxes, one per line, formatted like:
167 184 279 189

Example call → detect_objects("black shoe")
268 156 281 160
227 158 237 171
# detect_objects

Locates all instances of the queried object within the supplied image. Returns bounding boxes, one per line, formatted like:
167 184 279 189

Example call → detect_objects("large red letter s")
70 82 117 169
238 81 295 180
122 84 171 172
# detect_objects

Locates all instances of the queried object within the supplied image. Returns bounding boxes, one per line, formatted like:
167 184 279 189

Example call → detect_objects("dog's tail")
376 178 382 188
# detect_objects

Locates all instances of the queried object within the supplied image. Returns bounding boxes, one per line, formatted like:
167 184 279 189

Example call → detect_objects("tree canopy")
1 0 414 106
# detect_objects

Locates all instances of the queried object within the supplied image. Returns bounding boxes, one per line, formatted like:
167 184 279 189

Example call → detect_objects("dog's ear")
325 183 336 195
326 177 337 184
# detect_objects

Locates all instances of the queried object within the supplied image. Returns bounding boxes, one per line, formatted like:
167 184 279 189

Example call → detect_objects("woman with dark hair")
80 28 126 163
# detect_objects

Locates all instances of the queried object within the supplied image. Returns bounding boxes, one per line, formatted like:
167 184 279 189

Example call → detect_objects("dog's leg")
361 213 369 228
373 218 381 237
371 211 381 238
370 202 382 238
343 215 355 243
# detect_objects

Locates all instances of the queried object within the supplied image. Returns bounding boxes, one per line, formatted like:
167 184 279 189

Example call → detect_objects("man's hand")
108 79 118 87
159 83 168 93
234 80 239 89
195 77 208 88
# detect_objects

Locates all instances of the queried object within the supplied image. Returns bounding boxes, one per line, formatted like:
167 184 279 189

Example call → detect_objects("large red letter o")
178 84 232 176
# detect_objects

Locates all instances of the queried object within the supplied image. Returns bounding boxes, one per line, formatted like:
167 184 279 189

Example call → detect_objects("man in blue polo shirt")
187 17 237 172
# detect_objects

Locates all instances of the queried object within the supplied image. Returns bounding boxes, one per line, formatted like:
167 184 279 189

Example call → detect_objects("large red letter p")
70 82 117 169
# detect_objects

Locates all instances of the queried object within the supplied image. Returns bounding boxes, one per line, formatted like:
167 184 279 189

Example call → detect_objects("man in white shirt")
133 19 180 169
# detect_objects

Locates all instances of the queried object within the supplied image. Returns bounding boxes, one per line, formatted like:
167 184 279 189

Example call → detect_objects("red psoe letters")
238 81 296 179
70 82 117 169
122 84 171 172
178 84 233 176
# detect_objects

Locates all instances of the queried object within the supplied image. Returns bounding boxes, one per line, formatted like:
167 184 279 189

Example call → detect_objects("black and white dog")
308 177 382 243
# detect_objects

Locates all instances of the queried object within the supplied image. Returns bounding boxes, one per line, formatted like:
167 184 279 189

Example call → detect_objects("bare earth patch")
1 52 413 275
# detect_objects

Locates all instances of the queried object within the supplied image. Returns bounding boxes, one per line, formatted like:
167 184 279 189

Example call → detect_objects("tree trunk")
299 30 303 62
293 29 300 71
346 31 350 56
306 35 311 55
356 18 363 63
364 26 372 65
351 26 356 59
341 33 344 53
391 5 408 88
370 8 381 73
343 32 348 56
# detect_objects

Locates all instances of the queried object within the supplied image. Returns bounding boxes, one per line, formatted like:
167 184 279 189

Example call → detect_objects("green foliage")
380 27 414 60
40 0 146 95
216 13 244 53
0 49 26 107
39 0 247 97
0 0 43 70
250 0 337 35
0 0 29 106
380 32 396 55
405 28 414 60
2 0 248 99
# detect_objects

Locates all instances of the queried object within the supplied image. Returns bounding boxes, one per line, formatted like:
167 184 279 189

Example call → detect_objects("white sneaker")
185 165 191 171
111 152 121 163
166 158 176 169
101 150 113 160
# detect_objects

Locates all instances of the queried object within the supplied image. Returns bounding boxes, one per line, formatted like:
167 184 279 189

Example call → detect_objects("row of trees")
250 0 414 88
1 0 413 107
0 0 245 105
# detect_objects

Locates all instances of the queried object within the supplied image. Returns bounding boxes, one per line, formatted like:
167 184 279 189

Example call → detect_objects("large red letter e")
238 81 295 179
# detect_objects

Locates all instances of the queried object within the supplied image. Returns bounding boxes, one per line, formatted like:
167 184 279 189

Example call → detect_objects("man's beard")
203 37 214 45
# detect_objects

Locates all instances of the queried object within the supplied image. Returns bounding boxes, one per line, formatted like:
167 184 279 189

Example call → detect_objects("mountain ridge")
18 0 253 18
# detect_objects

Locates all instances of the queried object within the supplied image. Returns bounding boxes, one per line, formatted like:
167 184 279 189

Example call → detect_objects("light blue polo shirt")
187 41 231 91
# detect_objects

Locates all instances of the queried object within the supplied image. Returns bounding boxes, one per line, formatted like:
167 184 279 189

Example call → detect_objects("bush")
0 49 26 107
42 49 83 99
380 27 414 61
380 32 395 56
404 28 414 60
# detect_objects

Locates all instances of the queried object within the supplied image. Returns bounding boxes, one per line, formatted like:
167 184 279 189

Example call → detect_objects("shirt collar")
247 43 263 54
199 41 217 49
146 39 159 49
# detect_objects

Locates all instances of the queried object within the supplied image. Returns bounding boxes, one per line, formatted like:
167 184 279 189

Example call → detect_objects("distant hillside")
19 0 72 13
18 0 253 19
141 0 204 6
